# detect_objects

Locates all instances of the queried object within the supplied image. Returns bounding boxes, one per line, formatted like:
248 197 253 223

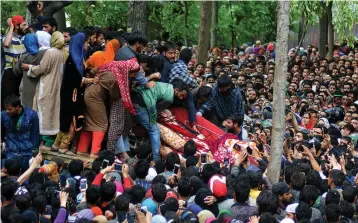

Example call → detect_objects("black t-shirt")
1 202 19 222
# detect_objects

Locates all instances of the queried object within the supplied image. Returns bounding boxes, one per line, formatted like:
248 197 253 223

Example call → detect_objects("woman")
21 31 68 150
13 33 46 108
77 60 140 158
53 33 95 154
86 39 120 69
300 112 315 130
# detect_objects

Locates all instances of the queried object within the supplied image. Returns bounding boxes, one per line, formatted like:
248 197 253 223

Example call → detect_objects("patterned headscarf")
86 39 120 69
69 32 86 76
98 60 140 114
23 33 39 55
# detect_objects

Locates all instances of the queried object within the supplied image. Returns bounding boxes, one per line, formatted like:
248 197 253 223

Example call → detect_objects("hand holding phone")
115 163 122 172
201 153 207 164
80 178 87 190
101 159 109 170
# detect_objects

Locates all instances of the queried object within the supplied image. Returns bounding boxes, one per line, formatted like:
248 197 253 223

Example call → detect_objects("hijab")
23 33 39 55
97 60 140 114
86 39 120 69
36 31 51 50
50 31 68 61
69 32 86 76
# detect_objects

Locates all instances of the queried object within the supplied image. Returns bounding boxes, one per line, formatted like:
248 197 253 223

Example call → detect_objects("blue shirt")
168 60 198 88
135 179 151 191
1 107 39 156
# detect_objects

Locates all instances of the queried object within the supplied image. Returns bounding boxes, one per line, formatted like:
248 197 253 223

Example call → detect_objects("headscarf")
69 32 86 76
86 39 120 69
50 31 68 61
36 31 51 50
23 33 39 55
97 60 140 114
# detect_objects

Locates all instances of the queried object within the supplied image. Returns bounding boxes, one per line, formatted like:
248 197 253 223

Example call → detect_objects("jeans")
135 105 161 161
6 153 32 173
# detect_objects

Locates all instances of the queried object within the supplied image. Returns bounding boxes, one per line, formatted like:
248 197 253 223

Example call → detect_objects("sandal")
51 145 60 152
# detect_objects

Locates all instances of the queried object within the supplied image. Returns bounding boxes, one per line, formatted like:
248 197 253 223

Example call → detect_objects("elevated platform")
40 149 94 169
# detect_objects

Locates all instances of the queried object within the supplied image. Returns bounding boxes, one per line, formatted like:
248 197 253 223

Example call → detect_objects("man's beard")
227 127 235 134
248 98 256 104
18 28 26 36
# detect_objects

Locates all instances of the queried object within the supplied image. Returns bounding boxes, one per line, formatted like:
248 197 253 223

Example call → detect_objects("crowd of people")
2 8 358 223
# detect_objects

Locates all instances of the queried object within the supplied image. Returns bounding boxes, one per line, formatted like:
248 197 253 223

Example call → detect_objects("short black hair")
284 166 296 185
227 114 244 128
1 180 19 200
290 172 306 190
325 204 341 223
171 78 189 92
165 152 180 171
135 159 149 179
86 186 100 205
340 200 354 219
299 185 320 206
217 74 232 88
82 26 96 41
152 175 166 185
186 156 198 167
201 164 217 184
152 183 167 203
234 182 250 203
131 185 146 204
127 31 148 46
135 143 152 160
178 177 192 197
115 195 130 212
4 94 21 107
68 159 84 177
326 190 341 205
63 27 78 36
162 42 175 52
4 158 21 176
100 182 116 202
306 170 322 192
296 201 312 222
15 194 31 212
256 191 278 214
184 140 197 157
342 186 357 203
33 195 47 215
41 17 57 29
179 48 193 64
329 170 345 187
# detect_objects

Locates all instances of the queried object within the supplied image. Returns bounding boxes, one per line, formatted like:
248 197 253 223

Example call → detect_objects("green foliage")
1 1 26 33
65 1 128 30
332 1 358 45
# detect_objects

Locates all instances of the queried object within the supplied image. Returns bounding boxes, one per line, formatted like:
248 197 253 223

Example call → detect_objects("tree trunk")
53 8 66 32
184 1 189 46
127 1 148 36
196 1 212 65
298 12 304 46
211 0 218 48
267 0 290 184
327 1 334 60
319 13 328 58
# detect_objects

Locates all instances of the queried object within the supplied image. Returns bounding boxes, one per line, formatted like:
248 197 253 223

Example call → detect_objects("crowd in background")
2 11 358 223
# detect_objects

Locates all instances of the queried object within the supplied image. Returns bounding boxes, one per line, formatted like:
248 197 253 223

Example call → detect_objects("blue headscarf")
69 32 85 76
23 34 39 55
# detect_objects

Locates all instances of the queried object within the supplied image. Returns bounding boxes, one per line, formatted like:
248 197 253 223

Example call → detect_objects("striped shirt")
2 34 26 69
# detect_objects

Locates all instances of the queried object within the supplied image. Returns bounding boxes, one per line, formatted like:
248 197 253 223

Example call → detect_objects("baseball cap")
208 174 227 198
272 182 290 197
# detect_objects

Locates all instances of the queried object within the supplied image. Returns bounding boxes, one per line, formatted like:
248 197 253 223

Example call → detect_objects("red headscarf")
98 60 140 114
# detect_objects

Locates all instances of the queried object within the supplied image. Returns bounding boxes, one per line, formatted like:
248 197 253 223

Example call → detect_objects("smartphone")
141 206 147 215
224 158 229 166
246 146 253 155
201 153 207 164
173 164 180 174
101 159 109 169
60 175 66 187
44 160 50 165
68 215 76 223
80 178 87 190
115 164 122 172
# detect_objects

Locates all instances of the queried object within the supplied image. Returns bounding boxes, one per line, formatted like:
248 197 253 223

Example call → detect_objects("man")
198 75 244 126
41 17 57 34
168 48 198 89
63 27 77 53
2 15 27 110
159 42 176 83
223 114 248 141
82 26 97 60
1 95 39 171
115 31 155 89
272 182 293 221
131 79 190 160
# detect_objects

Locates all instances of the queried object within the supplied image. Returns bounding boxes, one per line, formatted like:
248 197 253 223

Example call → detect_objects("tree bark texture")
210 0 218 49
326 1 334 60
267 0 290 184
196 1 212 65
319 14 328 58
127 1 148 36
184 1 189 46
